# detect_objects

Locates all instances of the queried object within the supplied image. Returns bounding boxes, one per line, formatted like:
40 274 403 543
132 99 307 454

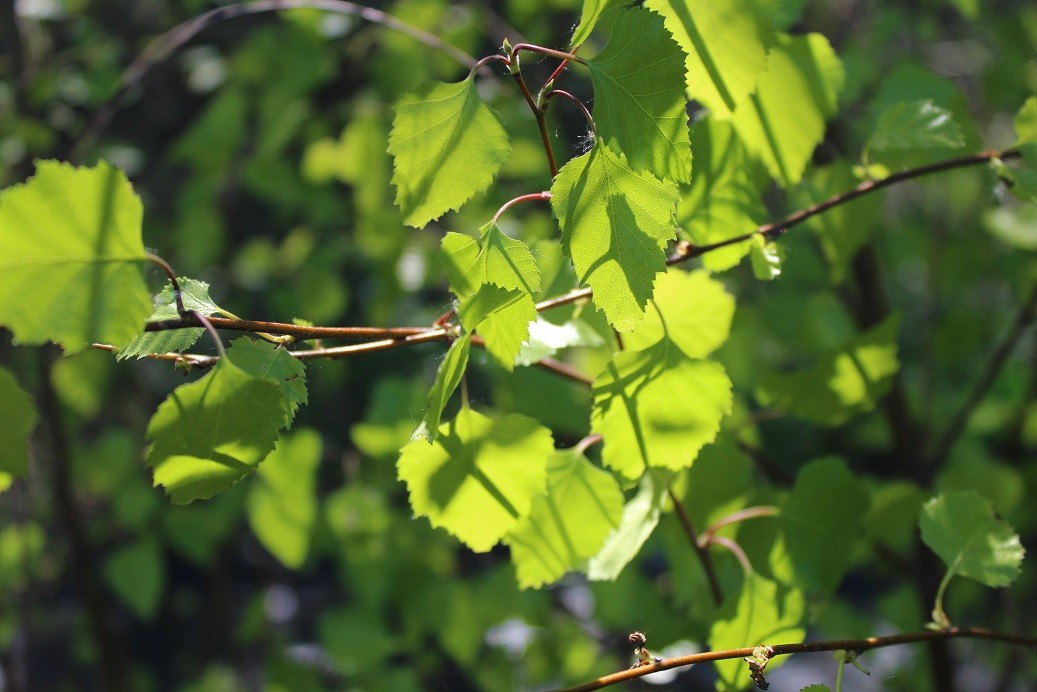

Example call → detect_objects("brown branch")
144 315 431 341
666 487 723 607
555 627 1037 692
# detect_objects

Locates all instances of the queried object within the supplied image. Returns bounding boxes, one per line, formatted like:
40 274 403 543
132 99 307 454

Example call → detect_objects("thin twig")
698 506 779 547
512 71 559 177
928 283 1037 466
144 315 430 340
71 0 479 160
191 311 226 359
145 253 185 314
667 487 724 607
554 627 1037 692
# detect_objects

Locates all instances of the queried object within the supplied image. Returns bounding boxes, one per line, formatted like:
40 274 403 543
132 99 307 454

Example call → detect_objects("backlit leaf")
506 448 625 588
397 406 554 552
0 367 38 479
731 33 844 186
623 269 735 358
749 233 783 280
587 472 667 580
570 0 624 47
118 278 228 359
247 428 322 569
515 316 604 366
423 334 471 441
551 140 680 331
146 359 285 504
225 337 308 427
592 339 732 478
867 99 965 153
0 160 151 352
588 7 692 182
389 77 510 227
920 490 1024 588
647 0 777 119
757 315 901 426
1013 95 1037 146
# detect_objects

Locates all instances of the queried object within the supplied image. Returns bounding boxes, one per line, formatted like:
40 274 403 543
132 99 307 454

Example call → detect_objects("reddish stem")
492 191 552 223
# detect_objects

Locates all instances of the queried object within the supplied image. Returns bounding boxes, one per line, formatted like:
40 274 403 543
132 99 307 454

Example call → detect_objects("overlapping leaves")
118 278 228 359
0 367 38 481
389 77 510 227
0 160 152 352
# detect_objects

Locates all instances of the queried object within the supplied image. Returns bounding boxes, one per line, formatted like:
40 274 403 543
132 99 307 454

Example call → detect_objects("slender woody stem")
667 486 724 607
146 253 185 315
512 70 559 177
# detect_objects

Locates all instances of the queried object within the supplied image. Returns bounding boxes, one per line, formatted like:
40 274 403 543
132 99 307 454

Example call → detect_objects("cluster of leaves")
2 0 1037 690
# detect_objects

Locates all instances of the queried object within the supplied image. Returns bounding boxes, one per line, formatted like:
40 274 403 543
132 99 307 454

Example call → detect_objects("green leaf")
117 278 227 359
757 315 901 426
920 490 1025 588
587 472 667 580
983 201 1037 250
422 334 471 441
388 77 510 227
146 359 285 504
570 0 624 47
397 406 554 552
867 99 965 153
679 118 766 272
779 458 870 594
731 33 844 186
0 160 152 352
247 428 322 569
103 537 165 620
993 143 1037 205
592 339 732 478
587 7 692 182
647 0 777 119
0 367 38 479
459 284 537 368
709 572 806 689
224 338 307 427
506 448 625 588
623 269 735 358
1013 95 1037 146
749 234 783 280
551 140 680 331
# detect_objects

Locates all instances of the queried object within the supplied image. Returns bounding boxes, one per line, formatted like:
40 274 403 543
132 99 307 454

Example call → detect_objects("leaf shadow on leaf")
594 351 666 470
664 1 736 112
427 418 523 519
86 164 121 345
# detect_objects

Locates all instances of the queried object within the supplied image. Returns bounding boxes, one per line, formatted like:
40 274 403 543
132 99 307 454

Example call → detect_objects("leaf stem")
545 89 595 132
698 505 779 547
509 43 586 66
553 626 1037 692
574 433 603 455
511 70 559 177
707 535 752 574
492 191 552 223
192 311 226 359
145 252 185 315
666 486 724 607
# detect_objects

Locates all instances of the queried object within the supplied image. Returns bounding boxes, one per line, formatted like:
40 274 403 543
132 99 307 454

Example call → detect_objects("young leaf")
1013 95 1037 146
709 572 806 688
587 6 692 182
0 160 152 352
459 285 538 368
779 458 870 594
551 140 680 331
622 269 735 358
920 490 1025 588
757 315 901 426
679 118 766 271
587 472 667 580
397 406 554 553
731 33 844 186
118 278 228 359
749 233 783 280
506 448 625 588
247 428 322 569
592 339 732 479
0 366 38 479
225 337 307 426
146 359 285 504
423 334 471 440
867 99 965 153
388 77 510 227
647 0 777 119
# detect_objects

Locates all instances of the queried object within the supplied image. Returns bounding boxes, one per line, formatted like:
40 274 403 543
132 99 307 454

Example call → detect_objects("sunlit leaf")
1013 95 1037 146
389 77 510 227
647 0 777 119
0 367 38 479
731 33 844 186
118 278 227 359
710 572 806 689
397 406 554 552
592 339 732 478
570 0 624 47
757 315 901 426
146 360 285 504
588 7 692 182
507 448 625 588
0 160 151 352
515 317 604 366
423 334 471 441
867 99 965 153
551 140 680 331
920 490 1024 588
623 269 735 358
749 233 783 280
247 428 322 569
587 472 667 580
225 337 307 426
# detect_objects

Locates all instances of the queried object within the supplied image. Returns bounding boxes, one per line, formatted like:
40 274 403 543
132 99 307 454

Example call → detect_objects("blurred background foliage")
1 0 1037 690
